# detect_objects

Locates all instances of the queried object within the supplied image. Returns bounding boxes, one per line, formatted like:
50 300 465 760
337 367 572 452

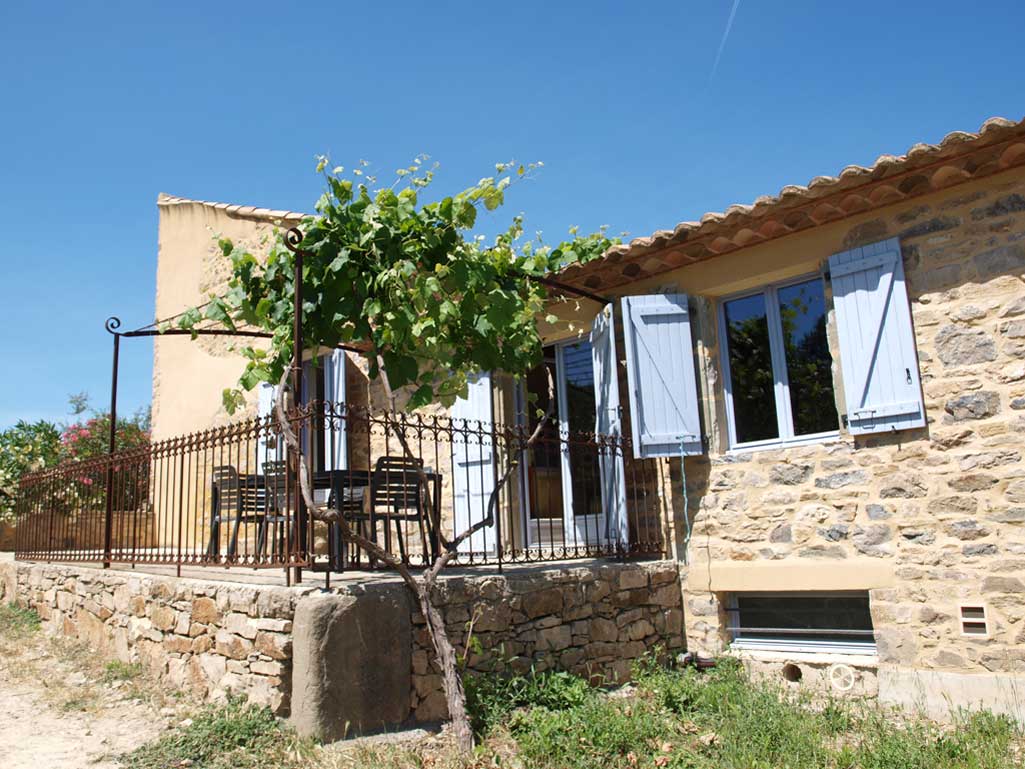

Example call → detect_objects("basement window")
726 592 877 654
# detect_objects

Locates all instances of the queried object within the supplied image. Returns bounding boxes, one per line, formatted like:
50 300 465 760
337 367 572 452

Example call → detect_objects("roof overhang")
557 116 1025 293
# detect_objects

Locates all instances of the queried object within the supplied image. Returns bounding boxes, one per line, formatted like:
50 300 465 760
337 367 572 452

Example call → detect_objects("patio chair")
205 465 269 559
325 480 371 571
259 461 293 558
370 455 432 563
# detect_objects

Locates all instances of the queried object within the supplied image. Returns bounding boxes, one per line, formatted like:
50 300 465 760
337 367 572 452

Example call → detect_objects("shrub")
465 668 594 736
0 420 61 522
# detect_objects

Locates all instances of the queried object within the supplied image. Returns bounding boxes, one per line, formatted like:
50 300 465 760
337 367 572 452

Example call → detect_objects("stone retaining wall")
1 556 687 735
0 559 302 714
409 560 685 720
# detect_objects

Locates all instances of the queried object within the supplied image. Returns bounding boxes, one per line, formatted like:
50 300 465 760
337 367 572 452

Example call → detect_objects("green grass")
120 699 315 769
102 660 143 684
0 602 41 638
120 659 1023 769
467 656 1024 769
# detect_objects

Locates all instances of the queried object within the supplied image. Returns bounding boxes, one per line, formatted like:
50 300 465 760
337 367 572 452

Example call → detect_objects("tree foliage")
0 399 151 523
181 158 618 410
0 420 61 522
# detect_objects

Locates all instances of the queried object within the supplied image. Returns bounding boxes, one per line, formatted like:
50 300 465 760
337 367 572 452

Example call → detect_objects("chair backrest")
263 461 288 495
211 465 239 486
212 465 264 513
372 456 424 508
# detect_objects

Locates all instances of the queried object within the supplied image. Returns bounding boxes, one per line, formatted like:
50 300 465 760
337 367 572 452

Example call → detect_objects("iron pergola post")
284 227 307 586
103 317 122 568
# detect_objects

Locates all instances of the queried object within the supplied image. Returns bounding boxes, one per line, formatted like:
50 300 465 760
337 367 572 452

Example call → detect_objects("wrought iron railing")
14 403 665 574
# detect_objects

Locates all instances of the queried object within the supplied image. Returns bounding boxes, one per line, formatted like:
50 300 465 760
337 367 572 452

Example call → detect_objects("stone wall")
675 171 1025 679
1 555 686 734
0 559 301 714
409 560 685 720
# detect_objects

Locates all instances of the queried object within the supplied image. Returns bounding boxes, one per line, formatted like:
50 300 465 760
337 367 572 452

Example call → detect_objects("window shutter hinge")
841 413 849 429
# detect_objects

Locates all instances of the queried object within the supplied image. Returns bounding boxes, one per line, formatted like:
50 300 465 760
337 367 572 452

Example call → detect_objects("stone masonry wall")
680 172 1025 677
1 556 687 730
0 559 301 714
409 560 685 720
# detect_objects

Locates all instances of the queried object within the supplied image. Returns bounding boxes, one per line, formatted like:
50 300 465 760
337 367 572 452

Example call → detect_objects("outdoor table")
311 467 443 571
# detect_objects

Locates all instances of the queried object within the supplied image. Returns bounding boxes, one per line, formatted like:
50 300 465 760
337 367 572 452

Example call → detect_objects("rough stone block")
191 596 220 625
935 326 998 366
290 586 412 741
536 624 572 651
945 391 1001 421
521 587 564 619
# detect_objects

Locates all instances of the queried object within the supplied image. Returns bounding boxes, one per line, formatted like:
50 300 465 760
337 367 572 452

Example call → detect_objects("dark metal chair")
206 465 268 559
259 461 293 558
326 480 370 571
370 455 431 563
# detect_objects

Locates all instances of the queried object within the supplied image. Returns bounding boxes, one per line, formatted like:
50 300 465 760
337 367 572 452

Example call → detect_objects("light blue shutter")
323 350 347 470
591 304 628 544
621 294 703 459
451 373 496 554
829 237 925 435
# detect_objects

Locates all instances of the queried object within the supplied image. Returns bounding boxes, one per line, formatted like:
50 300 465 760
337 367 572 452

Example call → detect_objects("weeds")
461 654 1024 769
0 602 41 639
113 654 1023 769
120 698 316 769
465 667 594 736
103 659 143 684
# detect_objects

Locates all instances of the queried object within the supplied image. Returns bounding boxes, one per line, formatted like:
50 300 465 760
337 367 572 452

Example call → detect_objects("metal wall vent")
959 605 989 637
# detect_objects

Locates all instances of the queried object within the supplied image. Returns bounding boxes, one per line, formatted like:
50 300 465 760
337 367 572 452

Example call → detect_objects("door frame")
517 338 618 549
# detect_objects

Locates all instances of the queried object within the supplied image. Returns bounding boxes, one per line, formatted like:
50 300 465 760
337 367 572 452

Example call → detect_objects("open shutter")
591 304 628 544
451 373 496 554
621 294 703 459
323 350 347 471
829 237 925 435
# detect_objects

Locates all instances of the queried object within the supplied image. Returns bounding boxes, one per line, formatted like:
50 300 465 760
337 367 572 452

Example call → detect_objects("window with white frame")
727 592 876 654
719 275 839 449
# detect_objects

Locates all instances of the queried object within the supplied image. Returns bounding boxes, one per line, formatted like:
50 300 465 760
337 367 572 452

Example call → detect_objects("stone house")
151 115 1025 717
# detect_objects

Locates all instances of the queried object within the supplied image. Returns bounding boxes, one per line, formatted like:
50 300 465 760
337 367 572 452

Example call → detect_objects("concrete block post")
290 584 413 741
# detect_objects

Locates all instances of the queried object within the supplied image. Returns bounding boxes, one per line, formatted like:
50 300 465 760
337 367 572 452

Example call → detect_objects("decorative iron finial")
283 227 305 253
105 316 122 334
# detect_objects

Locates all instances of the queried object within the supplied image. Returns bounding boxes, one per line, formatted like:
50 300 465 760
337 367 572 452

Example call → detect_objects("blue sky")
1 0 1022 429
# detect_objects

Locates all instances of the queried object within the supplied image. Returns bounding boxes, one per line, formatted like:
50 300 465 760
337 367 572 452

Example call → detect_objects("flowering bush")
0 407 151 524
60 413 150 460
0 421 62 523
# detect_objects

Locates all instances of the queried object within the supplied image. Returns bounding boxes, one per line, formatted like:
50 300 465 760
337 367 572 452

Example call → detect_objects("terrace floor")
0 550 651 591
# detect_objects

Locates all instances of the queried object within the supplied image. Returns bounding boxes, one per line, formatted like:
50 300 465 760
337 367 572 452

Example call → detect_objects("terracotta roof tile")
557 115 1025 291
156 193 308 223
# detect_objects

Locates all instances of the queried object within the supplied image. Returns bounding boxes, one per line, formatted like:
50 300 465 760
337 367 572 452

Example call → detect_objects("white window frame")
726 591 878 656
718 272 840 452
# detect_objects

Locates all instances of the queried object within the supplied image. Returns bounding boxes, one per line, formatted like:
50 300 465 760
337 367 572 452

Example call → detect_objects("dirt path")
0 676 164 769
0 623 174 769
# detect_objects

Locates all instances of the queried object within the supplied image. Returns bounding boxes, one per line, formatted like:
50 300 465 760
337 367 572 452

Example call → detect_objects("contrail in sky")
710 0 742 79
